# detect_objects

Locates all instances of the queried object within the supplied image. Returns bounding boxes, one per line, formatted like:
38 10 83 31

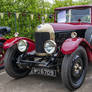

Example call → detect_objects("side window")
57 10 66 23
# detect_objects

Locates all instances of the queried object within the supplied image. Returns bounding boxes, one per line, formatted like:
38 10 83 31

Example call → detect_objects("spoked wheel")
4 45 31 79
61 46 88 91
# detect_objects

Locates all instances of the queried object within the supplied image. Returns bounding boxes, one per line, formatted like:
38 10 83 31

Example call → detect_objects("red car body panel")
50 23 92 31
3 37 35 52
50 5 92 63
61 38 92 62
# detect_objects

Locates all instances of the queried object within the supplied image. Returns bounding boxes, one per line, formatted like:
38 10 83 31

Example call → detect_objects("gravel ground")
0 63 92 92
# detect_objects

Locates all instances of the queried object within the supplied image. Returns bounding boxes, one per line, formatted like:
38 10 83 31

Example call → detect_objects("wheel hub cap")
72 55 83 79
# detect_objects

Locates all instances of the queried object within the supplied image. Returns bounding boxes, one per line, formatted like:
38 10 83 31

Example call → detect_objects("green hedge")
0 0 90 39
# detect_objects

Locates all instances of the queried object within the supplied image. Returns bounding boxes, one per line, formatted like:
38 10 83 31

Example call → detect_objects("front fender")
4 37 35 52
61 38 90 55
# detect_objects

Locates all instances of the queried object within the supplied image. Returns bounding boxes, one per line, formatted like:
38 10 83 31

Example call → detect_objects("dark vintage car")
4 5 92 91
0 27 11 69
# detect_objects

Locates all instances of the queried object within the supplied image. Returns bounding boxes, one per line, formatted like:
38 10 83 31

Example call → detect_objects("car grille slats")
35 32 50 53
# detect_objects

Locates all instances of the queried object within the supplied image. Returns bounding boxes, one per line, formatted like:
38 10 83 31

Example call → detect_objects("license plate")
31 67 56 77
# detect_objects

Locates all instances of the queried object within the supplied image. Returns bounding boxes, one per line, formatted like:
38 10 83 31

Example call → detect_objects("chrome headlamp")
17 40 28 52
44 40 56 55
71 32 77 38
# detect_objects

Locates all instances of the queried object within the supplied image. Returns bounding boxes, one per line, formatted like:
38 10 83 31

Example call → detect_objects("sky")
46 0 54 4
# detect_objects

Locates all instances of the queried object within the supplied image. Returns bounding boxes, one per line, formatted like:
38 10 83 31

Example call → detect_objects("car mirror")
49 14 53 19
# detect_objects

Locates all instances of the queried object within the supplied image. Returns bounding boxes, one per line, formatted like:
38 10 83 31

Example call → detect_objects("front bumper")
17 54 58 68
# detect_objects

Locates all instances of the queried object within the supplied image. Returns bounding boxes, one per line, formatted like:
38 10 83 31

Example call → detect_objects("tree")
0 0 90 39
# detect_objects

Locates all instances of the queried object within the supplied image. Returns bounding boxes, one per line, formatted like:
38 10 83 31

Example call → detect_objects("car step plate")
31 67 56 77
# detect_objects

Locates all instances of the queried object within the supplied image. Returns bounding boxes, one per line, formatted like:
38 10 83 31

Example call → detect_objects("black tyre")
61 46 88 91
4 45 30 79
0 62 4 69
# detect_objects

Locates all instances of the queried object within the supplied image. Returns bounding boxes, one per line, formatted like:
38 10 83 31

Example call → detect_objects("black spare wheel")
61 46 88 91
4 45 31 79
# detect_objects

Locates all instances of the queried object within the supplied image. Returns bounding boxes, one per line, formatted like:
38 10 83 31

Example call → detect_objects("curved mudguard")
61 38 90 55
3 37 35 52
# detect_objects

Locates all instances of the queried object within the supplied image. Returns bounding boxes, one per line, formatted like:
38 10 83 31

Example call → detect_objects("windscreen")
57 8 91 23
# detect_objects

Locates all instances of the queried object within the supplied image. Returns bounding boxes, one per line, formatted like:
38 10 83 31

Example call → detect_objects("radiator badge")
37 25 41 29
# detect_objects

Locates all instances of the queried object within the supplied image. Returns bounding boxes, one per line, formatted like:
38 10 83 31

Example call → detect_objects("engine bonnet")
36 23 55 40
36 23 92 33
50 23 92 31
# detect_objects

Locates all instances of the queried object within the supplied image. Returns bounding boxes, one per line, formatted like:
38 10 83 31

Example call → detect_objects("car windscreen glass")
71 8 91 23
57 10 69 23
56 8 91 23
57 10 66 23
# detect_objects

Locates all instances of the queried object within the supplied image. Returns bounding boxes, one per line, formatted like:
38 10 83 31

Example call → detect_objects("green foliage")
0 0 90 39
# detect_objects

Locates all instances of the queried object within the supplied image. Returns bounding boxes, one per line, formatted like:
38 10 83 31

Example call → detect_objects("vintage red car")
0 27 11 69
0 27 35 69
4 5 92 91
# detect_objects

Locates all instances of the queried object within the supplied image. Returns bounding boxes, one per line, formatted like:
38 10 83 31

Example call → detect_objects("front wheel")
4 45 30 79
61 46 88 91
